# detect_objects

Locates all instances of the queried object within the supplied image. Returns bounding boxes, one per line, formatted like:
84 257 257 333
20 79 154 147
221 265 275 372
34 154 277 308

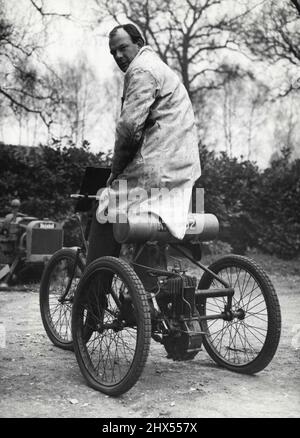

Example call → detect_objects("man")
4 199 22 222
1 199 24 235
86 23 201 264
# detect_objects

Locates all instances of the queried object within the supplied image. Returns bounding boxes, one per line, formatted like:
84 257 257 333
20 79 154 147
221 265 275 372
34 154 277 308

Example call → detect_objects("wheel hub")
222 307 246 321
235 308 246 320
101 320 124 332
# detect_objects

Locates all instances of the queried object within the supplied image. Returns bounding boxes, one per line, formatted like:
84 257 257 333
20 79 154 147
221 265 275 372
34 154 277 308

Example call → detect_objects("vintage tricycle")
39 179 281 397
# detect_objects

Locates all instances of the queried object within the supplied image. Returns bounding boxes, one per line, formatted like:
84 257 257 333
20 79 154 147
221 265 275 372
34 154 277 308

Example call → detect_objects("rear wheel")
72 256 151 396
39 248 84 350
198 255 281 374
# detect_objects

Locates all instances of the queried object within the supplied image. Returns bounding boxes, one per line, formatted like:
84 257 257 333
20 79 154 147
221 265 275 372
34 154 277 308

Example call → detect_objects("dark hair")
109 23 145 47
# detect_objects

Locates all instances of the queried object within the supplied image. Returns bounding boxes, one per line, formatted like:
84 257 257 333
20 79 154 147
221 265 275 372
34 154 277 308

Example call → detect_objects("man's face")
109 28 141 72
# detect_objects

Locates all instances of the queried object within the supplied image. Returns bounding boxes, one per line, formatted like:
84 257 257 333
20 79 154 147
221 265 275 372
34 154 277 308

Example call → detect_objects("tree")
93 0 259 103
42 56 102 146
241 0 300 97
0 0 69 129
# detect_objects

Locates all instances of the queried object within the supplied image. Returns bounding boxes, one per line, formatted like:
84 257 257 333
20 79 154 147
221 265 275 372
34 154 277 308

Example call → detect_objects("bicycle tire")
39 248 85 350
198 254 281 374
72 256 151 396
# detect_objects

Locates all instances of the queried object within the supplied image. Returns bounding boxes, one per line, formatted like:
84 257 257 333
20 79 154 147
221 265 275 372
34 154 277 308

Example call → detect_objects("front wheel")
198 255 281 374
72 256 151 396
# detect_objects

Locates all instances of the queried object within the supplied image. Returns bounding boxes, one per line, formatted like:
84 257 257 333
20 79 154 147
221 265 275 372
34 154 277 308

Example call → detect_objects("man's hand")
106 172 117 187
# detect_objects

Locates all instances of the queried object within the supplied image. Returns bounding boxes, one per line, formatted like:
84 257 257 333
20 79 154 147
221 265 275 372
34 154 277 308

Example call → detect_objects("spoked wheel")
72 256 151 397
39 248 84 350
198 255 281 374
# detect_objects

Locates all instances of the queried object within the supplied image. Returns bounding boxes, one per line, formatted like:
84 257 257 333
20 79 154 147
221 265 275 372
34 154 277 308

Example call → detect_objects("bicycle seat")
113 212 219 244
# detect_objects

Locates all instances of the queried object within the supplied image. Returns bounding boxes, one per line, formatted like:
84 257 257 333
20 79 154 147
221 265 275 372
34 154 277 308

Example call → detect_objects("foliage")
199 144 300 259
0 142 111 245
0 142 299 259
254 148 300 258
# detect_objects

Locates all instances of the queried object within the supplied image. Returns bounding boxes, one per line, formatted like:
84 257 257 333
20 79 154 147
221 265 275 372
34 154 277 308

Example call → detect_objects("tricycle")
39 189 281 397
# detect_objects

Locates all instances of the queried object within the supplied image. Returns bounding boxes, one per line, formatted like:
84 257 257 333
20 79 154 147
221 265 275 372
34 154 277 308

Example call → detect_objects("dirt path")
0 254 299 418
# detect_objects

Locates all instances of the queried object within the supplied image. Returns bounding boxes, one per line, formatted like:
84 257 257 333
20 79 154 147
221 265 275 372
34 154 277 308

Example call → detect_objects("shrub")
199 144 300 259
0 142 299 259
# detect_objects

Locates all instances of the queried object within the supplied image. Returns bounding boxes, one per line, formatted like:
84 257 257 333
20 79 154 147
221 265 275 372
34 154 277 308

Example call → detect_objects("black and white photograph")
0 0 299 420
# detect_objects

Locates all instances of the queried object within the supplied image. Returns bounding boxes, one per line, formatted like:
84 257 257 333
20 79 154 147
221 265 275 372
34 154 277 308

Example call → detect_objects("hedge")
0 142 299 259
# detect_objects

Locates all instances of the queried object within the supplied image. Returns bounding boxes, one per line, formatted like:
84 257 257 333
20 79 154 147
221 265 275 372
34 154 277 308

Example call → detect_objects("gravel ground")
0 251 299 418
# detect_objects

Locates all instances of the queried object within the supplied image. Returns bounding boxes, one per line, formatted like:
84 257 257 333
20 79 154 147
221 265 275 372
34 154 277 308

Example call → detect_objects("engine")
0 215 63 284
157 274 198 318
155 274 203 361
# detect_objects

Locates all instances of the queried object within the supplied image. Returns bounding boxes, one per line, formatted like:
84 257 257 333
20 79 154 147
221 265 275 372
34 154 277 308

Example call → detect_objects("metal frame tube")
169 243 230 288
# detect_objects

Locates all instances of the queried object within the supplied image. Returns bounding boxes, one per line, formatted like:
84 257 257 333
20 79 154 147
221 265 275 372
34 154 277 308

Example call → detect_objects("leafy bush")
254 148 300 258
199 143 260 254
199 144 300 259
0 142 299 259
0 142 110 245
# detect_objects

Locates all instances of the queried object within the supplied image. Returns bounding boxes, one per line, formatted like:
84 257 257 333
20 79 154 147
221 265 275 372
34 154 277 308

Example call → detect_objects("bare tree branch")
93 0 261 100
0 86 52 127
29 0 71 19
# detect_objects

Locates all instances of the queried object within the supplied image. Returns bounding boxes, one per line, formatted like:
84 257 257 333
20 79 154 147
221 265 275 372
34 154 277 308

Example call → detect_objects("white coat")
109 46 201 239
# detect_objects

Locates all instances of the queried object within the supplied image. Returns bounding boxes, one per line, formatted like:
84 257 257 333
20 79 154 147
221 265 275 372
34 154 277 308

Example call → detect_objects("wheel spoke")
73 259 151 394
198 257 280 370
40 250 84 349
47 261 78 341
244 312 268 324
